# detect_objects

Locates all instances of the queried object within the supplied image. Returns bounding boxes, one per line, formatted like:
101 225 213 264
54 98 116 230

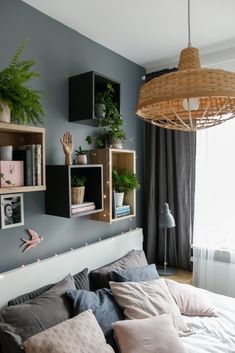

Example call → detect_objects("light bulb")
183 97 200 111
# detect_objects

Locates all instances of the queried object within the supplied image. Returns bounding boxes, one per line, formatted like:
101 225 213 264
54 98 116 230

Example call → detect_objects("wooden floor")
160 269 193 284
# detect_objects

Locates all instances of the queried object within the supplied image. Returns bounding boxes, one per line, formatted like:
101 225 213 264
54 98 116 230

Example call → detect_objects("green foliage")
75 146 88 155
97 83 126 141
112 168 140 194
71 175 86 187
0 40 44 125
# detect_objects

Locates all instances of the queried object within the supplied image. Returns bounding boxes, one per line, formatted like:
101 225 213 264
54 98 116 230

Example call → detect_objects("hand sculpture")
60 131 74 165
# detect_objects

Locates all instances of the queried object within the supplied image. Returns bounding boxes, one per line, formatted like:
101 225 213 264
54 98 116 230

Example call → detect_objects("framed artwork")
0 193 24 229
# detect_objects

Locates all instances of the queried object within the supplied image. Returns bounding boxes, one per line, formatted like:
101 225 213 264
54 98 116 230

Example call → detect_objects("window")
194 119 235 249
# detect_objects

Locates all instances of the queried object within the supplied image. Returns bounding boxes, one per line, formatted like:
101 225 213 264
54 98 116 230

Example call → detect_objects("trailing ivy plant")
0 40 45 125
112 168 140 194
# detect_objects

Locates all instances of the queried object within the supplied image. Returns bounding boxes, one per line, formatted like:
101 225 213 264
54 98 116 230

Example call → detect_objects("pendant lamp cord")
188 0 191 47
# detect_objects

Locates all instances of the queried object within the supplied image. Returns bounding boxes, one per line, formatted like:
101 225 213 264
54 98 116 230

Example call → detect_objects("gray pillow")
66 288 124 351
108 264 159 283
8 268 89 306
0 274 76 353
89 250 148 290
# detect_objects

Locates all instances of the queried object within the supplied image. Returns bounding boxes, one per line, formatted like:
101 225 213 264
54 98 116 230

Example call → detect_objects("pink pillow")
165 279 217 317
113 314 187 353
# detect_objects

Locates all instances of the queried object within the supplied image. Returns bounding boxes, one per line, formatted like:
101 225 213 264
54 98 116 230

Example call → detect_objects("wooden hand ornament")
60 131 74 165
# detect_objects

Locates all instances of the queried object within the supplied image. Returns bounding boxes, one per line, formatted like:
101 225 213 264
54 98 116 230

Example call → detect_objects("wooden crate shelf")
45 165 103 218
0 122 46 194
90 148 136 223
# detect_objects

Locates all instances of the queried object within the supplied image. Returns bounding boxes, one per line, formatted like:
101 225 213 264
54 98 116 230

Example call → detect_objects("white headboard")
0 228 143 308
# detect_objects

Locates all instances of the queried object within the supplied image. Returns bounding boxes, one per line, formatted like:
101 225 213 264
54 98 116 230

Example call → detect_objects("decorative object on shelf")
71 175 86 204
20 228 44 253
136 0 235 131
112 168 140 207
60 131 74 166
157 203 176 276
0 145 13 161
0 40 44 125
71 201 95 215
0 161 23 187
0 193 24 229
75 146 88 165
86 83 126 149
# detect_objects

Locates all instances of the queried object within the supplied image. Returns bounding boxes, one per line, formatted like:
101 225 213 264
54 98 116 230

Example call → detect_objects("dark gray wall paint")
0 0 145 272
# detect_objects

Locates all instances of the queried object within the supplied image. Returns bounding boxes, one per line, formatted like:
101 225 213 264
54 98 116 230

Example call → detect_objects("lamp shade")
159 203 175 228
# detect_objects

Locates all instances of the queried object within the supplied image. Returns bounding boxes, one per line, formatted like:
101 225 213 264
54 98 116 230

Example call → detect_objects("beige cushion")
113 314 187 353
23 310 114 353
165 279 218 317
110 279 191 336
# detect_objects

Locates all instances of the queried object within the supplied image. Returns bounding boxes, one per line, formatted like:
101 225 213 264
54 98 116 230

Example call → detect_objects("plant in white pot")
75 146 88 165
71 176 86 204
0 41 44 125
112 168 140 207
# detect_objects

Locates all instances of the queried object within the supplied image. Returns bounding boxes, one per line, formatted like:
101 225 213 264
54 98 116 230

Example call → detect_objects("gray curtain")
143 124 196 270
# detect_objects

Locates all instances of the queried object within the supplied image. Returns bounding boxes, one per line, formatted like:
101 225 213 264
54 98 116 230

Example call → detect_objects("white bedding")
181 288 235 353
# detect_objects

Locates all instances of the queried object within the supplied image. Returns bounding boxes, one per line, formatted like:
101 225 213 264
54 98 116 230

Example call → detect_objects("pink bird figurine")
20 229 44 253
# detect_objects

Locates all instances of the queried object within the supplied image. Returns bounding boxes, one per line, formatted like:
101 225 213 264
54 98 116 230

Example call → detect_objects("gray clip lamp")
158 203 176 276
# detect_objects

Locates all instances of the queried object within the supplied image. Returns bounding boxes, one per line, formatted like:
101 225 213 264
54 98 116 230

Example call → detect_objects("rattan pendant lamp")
136 0 235 131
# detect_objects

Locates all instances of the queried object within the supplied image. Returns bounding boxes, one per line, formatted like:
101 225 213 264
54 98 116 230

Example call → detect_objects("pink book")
71 205 96 214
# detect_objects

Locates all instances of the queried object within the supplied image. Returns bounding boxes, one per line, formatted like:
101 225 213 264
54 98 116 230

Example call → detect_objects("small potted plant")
71 175 86 204
112 168 140 207
75 146 88 165
0 41 44 125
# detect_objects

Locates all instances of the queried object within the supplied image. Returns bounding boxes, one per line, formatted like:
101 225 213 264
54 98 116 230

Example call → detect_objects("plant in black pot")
0 41 44 125
112 168 140 207
71 176 86 204
95 83 126 149
75 146 88 165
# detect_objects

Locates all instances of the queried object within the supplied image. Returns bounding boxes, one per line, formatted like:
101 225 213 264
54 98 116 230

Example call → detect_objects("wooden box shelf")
90 148 136 223
0 122 46 194
45 165 103 218
68 71 120 126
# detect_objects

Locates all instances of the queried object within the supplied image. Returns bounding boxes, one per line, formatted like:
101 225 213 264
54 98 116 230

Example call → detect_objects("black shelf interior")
69 71 120 126
45 165 103 218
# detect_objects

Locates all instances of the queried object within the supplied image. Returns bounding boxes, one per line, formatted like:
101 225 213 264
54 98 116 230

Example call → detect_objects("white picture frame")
0 193 24 229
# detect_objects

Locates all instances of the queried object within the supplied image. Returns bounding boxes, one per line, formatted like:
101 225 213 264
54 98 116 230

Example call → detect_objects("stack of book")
115 205 131 218
13 144 42 186
71 202 95 215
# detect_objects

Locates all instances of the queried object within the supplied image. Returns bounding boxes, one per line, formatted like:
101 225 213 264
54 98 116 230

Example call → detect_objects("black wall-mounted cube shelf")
45 165 103 218
68 71 120 126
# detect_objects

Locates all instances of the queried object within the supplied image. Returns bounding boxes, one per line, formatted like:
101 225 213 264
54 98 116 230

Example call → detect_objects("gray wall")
0 0 145 272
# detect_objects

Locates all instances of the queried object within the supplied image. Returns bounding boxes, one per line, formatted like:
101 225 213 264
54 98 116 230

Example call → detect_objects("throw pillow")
108 264 159 283
110 278 191 336
90 250 148 290
165 279 218 317
23 310 114 353
0 274 76 353
66 288 124 351
8 268 89 306
113 314 187 353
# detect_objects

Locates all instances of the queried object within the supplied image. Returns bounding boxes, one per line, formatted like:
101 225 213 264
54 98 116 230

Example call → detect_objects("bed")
0 227 235 353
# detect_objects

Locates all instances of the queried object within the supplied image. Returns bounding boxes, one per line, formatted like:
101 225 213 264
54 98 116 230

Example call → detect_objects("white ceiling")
22 0 235 70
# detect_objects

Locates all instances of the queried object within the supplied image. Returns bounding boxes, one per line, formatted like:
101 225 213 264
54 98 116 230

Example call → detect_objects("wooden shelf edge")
71 208 103 218
0 122 45 134
0 185 46 194
111 214 136 222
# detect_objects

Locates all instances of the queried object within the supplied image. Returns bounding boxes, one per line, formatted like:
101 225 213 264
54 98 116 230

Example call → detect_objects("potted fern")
112 168 140 207
0 41 44 125
71 176 86 204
